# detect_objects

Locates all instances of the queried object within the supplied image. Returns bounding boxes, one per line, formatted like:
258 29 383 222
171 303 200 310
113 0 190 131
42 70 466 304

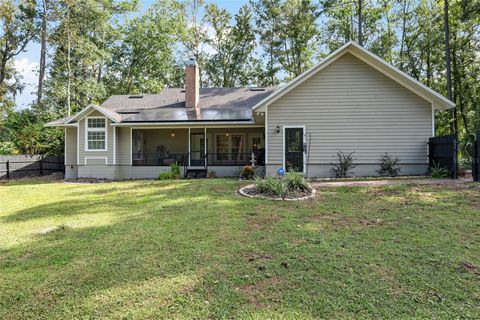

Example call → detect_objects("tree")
104 0 186 94
274 0 320 78
43 0 136 115
36 0 48 108
250 0 282 86
0 0 36 109
443 0 456 134
203 4 256 87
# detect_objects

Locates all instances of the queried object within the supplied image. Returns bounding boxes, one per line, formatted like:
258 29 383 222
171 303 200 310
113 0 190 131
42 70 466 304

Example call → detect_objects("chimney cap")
186 57 196 66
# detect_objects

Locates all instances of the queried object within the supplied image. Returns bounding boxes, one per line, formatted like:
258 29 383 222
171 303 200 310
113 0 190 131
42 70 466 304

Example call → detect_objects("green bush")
330 151 356 178
0 141 19 155
429 162 451 179
241 165 255 180
284 172 311 191
254 173 312 199
377 153 401 177
158 162 181 180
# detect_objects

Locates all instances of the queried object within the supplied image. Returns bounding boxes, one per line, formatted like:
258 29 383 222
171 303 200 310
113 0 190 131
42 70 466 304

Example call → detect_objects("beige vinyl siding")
65 127 77 165
267 53 432 167
116 127 131 165
78 110 114 165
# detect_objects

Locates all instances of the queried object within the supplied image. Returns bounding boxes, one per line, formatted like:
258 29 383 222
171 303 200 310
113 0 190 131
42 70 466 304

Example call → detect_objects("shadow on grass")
0 183 256 318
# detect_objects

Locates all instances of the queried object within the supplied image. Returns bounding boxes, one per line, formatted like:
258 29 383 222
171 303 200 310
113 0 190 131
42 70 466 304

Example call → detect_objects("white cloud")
13 57 39 109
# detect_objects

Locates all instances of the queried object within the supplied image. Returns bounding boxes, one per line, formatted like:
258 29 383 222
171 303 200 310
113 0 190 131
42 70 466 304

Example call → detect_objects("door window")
285 128 304 172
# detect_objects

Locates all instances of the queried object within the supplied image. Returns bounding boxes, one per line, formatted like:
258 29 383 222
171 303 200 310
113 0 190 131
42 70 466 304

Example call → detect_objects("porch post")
188 128 191 167
204 127 207 167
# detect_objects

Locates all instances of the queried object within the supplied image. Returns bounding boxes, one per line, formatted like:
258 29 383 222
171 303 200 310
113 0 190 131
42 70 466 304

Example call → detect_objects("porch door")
190 133 205 166
284 127 304 172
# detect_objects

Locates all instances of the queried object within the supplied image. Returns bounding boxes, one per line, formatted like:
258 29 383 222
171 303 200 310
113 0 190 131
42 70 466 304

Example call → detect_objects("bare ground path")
311 178 472 188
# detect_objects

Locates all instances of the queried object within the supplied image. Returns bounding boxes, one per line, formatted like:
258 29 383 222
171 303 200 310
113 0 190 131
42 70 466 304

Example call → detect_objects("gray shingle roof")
46 87 276 125
102 87 276 122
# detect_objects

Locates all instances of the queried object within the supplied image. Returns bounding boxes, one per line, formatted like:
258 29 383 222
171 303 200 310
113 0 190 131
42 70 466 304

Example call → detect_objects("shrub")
170 162 181 178
429 162 451 179
254 173 312 199
158 172 174 180
284 172 311 191
330 151 356 178
158 162 181 180
242 165 255 180
0 141 19 155
377 153 401 177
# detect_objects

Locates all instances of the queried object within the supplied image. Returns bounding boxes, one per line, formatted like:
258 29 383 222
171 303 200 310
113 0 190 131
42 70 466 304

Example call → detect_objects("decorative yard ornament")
277 168 285 176
250 152 256 167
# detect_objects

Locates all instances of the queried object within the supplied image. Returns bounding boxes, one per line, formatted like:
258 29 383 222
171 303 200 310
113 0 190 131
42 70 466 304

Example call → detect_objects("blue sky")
14 0 246 109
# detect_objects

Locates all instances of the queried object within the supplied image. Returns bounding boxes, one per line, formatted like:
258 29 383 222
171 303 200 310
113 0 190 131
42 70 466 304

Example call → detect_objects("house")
46 41 455 179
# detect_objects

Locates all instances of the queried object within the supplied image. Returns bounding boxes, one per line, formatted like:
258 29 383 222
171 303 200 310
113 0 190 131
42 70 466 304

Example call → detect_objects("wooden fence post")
6 160 9 179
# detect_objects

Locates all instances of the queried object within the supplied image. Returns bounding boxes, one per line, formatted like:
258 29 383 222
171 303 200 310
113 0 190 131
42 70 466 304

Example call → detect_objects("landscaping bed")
239 184 316 201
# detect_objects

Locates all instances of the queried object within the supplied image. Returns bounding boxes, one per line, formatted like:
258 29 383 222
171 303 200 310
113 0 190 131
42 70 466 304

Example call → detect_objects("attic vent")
249 87 266 92
129 95 143 99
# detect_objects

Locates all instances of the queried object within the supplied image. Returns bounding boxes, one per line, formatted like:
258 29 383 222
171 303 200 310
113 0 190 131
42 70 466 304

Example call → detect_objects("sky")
14 0 246 109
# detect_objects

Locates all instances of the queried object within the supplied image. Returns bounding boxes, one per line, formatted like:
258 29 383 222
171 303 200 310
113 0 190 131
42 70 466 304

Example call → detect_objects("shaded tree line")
0 0 478 159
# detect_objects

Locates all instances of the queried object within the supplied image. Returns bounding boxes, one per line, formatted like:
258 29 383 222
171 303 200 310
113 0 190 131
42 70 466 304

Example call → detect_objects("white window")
85 117 107 151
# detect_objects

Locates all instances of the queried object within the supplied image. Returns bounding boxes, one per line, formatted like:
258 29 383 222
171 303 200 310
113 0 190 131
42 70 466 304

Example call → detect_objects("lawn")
0 178 479 319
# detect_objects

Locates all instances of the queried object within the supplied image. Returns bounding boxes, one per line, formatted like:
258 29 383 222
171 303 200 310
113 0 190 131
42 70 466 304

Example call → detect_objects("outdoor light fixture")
276 125 280 133
170 130 175 137
225 129 229 137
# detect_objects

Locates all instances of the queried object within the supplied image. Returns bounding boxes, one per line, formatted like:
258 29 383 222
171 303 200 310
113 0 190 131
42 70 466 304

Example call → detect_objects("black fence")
428 134 458 179
474 131 480 182
0 155 64 179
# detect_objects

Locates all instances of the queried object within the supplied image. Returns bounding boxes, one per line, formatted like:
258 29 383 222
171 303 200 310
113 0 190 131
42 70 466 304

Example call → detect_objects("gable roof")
46 87 275 126
65 104 123 124
253 41 455 112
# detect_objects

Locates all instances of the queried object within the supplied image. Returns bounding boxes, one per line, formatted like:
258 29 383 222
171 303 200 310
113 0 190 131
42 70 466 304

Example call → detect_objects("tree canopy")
0 0 478 158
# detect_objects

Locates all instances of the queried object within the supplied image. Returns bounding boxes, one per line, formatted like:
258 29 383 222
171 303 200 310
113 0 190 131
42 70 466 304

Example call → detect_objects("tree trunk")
66 8 72 116
358 0 363 46
37 0 48 107
443 0 456 135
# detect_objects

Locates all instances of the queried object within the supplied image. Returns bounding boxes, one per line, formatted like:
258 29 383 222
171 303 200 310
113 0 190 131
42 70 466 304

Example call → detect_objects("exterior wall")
78 165 116 179
116 127 131 165
67 123 264 179
65 127 78 179
266 53 432 178
78 110 115 166
117 165 265 179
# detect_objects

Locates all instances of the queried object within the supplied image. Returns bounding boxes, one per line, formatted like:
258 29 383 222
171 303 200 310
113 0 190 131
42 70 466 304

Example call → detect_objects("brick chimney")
185 58 199 108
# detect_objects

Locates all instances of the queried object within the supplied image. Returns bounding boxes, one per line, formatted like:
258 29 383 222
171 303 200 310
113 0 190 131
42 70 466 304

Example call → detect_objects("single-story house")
46 41 455 179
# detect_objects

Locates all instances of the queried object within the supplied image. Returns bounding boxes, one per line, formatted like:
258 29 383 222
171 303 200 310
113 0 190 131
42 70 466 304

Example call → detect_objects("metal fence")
0 155 64 179
428 135 458 179
474 131 480 182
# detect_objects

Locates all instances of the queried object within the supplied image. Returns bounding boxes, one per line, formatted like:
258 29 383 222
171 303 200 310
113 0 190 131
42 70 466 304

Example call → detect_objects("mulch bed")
238 184 316 201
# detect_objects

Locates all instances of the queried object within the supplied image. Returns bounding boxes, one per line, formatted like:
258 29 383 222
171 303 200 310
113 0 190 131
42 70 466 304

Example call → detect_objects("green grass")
0 178 479 319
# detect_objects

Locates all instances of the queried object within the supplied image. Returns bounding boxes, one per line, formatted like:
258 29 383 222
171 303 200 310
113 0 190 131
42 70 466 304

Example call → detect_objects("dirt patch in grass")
460 262 480 276
309 213 389 228
239 277 282 308
245 214 281 229
377 267 403 296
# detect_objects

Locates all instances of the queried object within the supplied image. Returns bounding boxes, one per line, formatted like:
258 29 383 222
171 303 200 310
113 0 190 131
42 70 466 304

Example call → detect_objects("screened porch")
131 127 265 167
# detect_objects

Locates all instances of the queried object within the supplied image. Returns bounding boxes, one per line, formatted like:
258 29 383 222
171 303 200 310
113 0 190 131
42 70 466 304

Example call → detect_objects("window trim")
85 116 108 152
214 133 246 161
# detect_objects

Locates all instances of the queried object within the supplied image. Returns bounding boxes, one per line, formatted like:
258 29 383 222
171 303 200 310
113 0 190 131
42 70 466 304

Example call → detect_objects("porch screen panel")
232 135 245 160
216 135 229 160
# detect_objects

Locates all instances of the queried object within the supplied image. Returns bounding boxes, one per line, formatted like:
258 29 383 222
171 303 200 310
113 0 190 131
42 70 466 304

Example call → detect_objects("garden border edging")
238 184 316 201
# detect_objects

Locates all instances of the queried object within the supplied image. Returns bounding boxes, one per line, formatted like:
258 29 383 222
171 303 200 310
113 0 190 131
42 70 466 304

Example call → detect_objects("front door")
284 127 304 172
190 133 205 166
